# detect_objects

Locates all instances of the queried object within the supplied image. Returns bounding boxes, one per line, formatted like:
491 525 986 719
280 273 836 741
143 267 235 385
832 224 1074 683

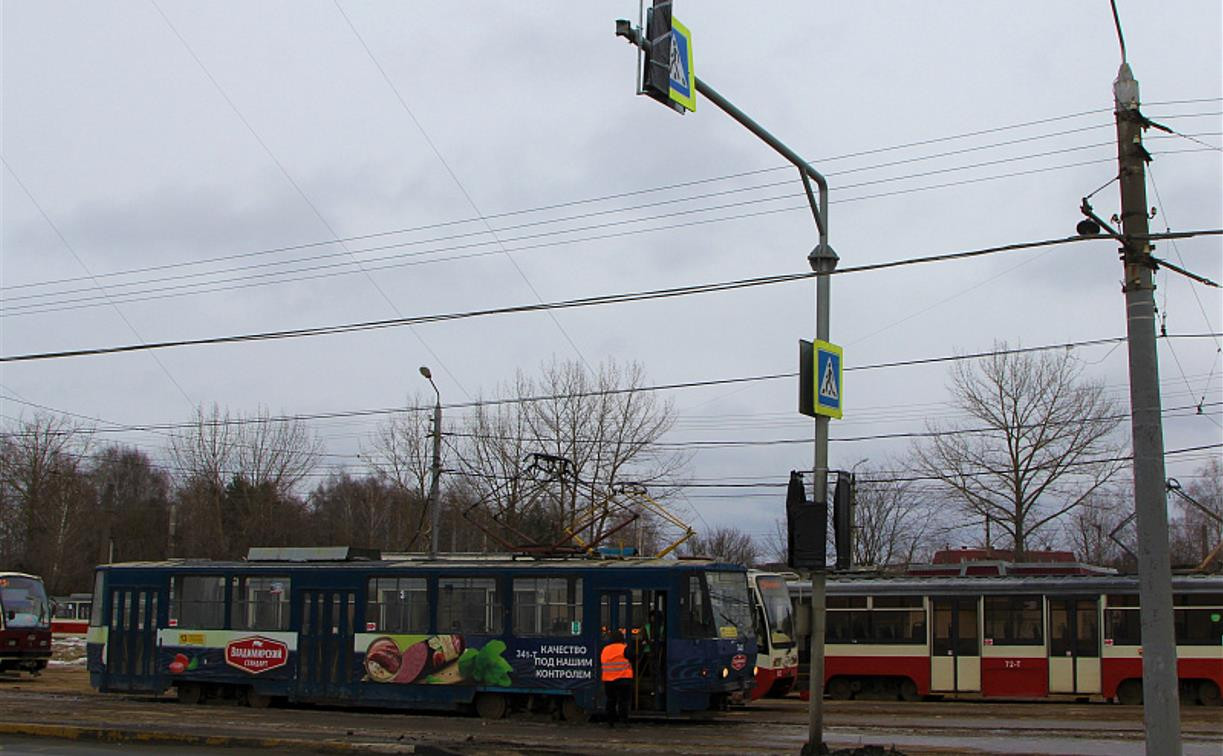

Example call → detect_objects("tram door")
104 587 160 691
297 588 357 700
599 589 667 712
930 597 980 693
1047 597 1100 694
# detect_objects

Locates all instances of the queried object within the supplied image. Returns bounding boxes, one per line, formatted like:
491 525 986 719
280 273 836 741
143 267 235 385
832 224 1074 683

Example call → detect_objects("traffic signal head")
786 471 826 570
642 1 673 106
833 473 854 571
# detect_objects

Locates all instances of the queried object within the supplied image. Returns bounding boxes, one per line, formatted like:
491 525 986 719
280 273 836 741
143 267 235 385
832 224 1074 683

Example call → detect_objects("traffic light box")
833 472 854 571
642 1 673 106
786 471 826 570
786 470 854 571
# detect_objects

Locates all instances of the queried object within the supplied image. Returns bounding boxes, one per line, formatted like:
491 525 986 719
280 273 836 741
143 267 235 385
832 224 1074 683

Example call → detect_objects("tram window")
827 596 867 609
681 575 713 638
366 577 428 633
872 595 922 609
983 596 1043 645
1105 608 1141 645
1106 594 1139 608
438 577 502 634
1173 593 1223 607
706 571 753 640
1175 608 1223 645
825 610 859 643
871 609 927 644
512 577 582 636
170 575 226 629
231 576 290 631
826 608 925 644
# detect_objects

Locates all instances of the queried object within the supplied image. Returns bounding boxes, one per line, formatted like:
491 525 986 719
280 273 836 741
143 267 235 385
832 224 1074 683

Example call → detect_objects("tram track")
3 670 1220 755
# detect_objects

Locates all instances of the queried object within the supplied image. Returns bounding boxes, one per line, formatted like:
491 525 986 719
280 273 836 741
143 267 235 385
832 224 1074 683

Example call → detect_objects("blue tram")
86 548 756 718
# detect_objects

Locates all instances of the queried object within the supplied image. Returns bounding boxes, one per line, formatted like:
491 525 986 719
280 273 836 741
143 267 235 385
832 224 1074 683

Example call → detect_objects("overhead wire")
11 231 1223 363
5 110 1138 291
331 0 594 375
4 335 1217 436
0 160 196 408
4 135 1218 317
147 0 471 399
1146 162 1223 424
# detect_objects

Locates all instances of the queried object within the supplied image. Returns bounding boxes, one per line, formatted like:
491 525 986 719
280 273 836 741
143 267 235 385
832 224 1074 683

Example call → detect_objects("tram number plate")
1003 659 1022 669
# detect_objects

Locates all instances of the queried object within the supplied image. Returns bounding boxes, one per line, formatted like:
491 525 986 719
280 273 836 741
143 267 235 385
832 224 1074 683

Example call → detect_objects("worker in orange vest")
600 629 634 727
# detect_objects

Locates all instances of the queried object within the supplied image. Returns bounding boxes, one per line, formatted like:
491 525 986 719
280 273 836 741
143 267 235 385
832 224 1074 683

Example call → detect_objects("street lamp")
419 366 442 559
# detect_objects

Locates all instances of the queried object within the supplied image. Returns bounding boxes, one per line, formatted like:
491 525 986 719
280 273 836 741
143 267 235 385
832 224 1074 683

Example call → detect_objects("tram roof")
97 553 743 572
0 571 44 582
787 572 1223 596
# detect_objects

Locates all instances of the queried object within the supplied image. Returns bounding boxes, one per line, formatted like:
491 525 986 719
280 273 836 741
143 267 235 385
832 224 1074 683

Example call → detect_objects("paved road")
2 668 1219 754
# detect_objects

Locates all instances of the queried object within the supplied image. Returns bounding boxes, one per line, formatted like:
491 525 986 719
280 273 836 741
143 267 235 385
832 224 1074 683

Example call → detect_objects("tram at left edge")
0 571 53 675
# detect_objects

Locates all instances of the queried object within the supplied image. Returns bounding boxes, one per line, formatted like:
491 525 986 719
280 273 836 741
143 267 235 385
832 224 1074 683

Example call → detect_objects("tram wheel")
561 698 590 723
1198 680 1221 707
243 688 272 709
899 678 920 702
1116 679 1143 706
475 692 508 720
827 677 853 700
177 683 203 705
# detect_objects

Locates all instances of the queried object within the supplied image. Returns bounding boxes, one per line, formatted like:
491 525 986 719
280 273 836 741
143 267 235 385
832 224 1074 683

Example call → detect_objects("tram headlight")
721 667 729 679
753 665 759 677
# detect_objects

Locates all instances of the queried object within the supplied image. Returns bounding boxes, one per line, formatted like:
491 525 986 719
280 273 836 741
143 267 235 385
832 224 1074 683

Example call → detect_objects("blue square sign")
814 340 843 419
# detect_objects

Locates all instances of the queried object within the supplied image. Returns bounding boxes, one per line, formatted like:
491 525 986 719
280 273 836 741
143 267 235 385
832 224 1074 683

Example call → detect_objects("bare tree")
1061 485 1134 569
853 470 932 567
169 404 236 555
914 345 1124 560
0 413 95 592
90 445 172 564
682 525 760 566
1170 457 1222 567
365 395 439 550
451 359 688 550
236 408 322 496
170 404 320 558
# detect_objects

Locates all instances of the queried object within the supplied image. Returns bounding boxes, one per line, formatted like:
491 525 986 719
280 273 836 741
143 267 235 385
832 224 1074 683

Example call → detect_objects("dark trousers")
605 678 633 723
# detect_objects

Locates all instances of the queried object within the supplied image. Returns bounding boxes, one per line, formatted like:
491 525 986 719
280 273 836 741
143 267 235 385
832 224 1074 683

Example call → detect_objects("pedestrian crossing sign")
668 19 695 112
814 340 843 419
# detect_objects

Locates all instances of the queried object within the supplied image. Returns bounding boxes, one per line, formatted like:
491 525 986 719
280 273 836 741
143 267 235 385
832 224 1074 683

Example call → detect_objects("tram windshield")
0 575 50 629
755 575 795 649
707 571 753 640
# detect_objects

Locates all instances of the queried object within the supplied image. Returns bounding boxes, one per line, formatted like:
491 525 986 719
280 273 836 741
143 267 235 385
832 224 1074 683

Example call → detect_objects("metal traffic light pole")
615 20 833 752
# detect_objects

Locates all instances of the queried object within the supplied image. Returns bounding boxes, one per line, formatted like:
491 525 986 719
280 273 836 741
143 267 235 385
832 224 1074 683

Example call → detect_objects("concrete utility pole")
1113 62 1182 755
420 366 443 560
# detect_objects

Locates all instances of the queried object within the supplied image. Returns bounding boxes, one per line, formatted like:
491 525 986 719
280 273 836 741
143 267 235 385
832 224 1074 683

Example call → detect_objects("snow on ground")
50 635 87 666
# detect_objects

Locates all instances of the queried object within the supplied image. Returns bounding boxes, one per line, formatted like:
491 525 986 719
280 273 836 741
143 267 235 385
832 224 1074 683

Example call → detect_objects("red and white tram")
0 571 52 675
747 570 799 699
50 593 92 636
790 573 1222 705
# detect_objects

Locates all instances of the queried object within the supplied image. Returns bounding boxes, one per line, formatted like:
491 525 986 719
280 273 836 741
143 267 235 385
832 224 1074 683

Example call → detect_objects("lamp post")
419 366 442 560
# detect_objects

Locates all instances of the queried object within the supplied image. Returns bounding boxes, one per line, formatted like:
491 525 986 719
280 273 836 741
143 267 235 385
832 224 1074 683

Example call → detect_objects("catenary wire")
5 134 1217 314
8 230 1221 362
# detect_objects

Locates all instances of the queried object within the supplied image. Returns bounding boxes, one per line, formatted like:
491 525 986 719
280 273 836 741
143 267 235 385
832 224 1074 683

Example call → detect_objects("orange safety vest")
600 642 633 682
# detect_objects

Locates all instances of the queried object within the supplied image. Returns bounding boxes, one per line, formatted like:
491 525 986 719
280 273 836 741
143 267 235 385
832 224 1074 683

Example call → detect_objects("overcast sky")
2 1 1220 549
